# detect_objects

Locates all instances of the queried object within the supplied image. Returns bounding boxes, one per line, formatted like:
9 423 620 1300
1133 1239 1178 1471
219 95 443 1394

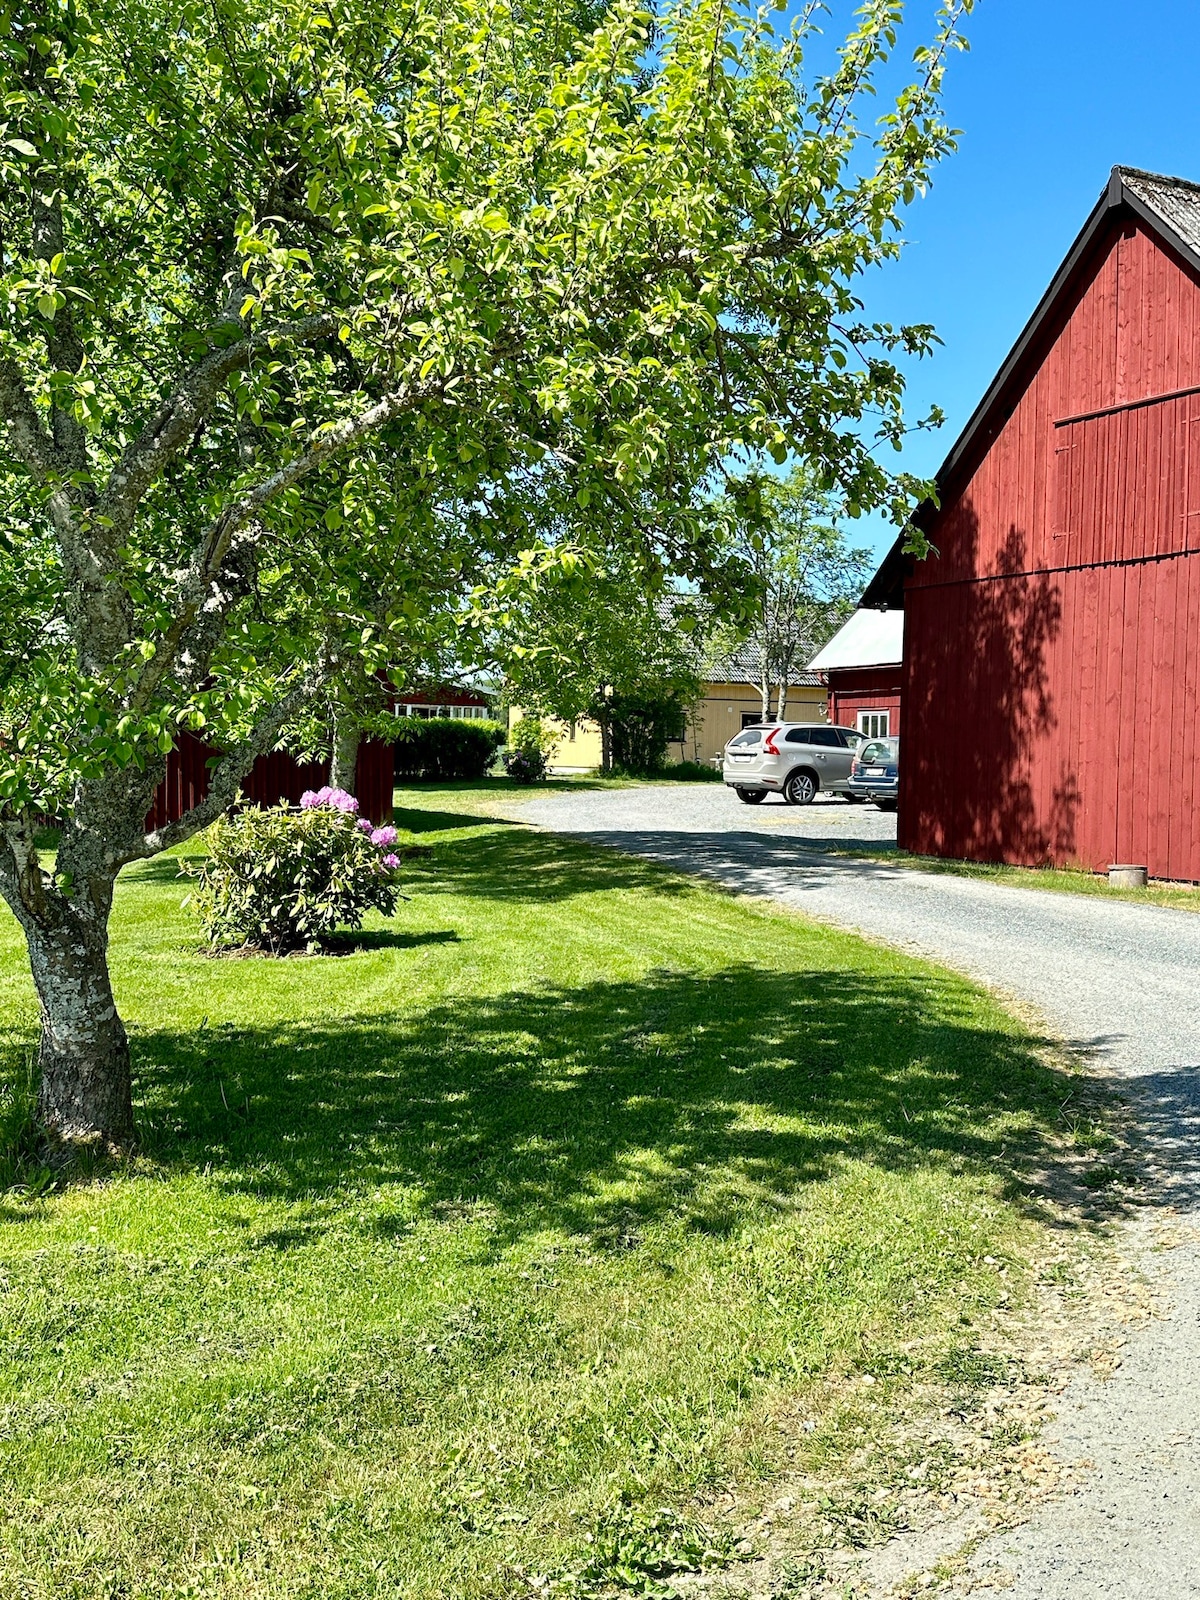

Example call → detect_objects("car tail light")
851 758 861 775
763 726 781 756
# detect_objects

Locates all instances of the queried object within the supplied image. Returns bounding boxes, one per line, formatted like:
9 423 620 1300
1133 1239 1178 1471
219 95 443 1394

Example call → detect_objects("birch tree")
0 0 970 1153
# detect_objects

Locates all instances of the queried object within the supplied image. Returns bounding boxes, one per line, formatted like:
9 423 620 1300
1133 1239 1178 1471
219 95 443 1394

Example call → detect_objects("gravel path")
512 782 1200 1598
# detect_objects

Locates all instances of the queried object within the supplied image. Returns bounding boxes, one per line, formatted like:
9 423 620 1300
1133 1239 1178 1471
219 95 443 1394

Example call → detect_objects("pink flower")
358 817 374 833
370 826 398 847
326 787 359 814
299 789 322 808
382 852 400 869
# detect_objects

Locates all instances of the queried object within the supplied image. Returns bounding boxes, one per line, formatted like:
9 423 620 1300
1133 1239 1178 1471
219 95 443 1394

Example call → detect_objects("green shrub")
389 717 506 782
190 791 404 954
608 692 690 776
668 759 722 781
502 715 557 783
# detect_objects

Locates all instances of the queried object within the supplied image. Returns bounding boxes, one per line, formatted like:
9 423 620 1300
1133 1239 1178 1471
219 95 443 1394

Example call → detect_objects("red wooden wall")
146 732 395 832
827 666 903 738
902 215 1200 879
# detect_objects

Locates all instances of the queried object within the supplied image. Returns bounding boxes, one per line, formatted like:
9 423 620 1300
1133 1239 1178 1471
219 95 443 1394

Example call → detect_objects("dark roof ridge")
1114 164 1200 194
861 165 1200 607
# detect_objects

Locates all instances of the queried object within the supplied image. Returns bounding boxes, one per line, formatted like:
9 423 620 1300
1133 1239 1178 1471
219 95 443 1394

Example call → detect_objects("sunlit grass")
0 804 1097 1598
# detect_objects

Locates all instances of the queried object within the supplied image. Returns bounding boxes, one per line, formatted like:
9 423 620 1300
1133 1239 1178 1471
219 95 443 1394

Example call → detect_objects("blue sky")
840 0 1200 560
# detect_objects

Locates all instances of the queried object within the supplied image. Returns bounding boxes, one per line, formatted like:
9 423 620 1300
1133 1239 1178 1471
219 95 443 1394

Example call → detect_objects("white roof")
808 608 904 670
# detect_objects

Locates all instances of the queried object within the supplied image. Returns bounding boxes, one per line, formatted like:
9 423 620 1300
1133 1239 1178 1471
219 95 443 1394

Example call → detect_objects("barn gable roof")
862 166 1200 608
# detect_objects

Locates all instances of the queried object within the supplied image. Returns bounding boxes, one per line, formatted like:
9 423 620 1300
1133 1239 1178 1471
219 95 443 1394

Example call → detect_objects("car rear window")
860 741 896 763
729 729 762 748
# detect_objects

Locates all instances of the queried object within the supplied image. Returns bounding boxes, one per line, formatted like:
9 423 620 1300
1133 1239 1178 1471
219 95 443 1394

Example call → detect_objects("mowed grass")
0 803 1093 1599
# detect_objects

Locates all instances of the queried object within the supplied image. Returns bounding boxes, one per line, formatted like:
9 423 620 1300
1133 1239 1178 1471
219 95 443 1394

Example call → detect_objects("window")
740 712 763 730
836 727 864 748
394 702 490 720
729 729 762 748
809 727 841 747
856 710 890 739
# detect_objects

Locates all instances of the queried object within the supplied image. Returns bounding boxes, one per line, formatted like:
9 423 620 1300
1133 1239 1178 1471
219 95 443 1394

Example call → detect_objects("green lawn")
0 802 1100 1599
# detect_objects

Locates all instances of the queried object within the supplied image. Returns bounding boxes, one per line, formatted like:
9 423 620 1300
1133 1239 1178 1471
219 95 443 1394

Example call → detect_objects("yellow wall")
507 707 604 770
674 681 828 766
510 683 829 772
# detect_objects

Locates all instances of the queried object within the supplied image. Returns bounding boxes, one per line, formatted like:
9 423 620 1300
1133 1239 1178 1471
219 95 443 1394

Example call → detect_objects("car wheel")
875 799 898 812
735 786 767 804
784 770 817 806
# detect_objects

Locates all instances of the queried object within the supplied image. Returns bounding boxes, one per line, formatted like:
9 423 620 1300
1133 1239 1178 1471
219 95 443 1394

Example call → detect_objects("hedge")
389 717 507 781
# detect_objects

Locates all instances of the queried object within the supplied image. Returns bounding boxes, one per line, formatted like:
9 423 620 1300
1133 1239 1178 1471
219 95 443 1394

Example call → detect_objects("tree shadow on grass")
132 960 1107 1247
404 828 693 904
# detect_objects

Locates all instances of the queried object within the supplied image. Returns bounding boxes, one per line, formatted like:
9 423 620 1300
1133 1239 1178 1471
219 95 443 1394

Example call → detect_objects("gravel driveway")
512 782 1200 1599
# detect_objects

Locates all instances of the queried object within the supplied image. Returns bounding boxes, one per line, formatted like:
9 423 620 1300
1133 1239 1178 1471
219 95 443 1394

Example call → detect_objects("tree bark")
775 681 788 720
330 714 361 794
22 883 132 1153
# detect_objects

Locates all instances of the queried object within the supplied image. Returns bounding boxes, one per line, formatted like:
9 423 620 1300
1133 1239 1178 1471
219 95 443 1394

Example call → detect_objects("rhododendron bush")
190 792 404 954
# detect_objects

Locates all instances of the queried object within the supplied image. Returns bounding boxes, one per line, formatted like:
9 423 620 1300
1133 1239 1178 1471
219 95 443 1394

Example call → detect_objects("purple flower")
382 852 400 869
370 826 398 847
299 789 322 809
326 787 359 814
358 817 374 833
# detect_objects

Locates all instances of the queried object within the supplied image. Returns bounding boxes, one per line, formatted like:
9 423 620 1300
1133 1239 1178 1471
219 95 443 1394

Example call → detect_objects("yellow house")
676 670 827 766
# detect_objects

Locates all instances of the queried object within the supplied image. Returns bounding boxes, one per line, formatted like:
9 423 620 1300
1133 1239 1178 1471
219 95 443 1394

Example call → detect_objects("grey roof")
863 166 1200 609
809 608 903 670
705 635 823 687
1121 167 1200 259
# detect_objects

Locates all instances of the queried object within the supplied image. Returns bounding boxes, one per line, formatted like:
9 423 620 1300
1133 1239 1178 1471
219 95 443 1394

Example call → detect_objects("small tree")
495 561 704 774
718 470 876 720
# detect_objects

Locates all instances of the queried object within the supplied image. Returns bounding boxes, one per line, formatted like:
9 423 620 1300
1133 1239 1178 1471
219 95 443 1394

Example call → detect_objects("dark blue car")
848 737 899 811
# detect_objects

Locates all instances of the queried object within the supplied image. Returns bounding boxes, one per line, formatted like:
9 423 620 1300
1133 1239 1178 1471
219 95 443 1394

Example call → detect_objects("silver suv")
722 722 864 805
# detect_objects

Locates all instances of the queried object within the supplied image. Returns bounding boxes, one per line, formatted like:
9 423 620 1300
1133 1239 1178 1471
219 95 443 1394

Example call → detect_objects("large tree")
0 0 970 1152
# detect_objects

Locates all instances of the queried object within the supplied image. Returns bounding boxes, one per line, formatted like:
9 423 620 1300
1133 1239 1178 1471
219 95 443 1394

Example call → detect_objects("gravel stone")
514 781 1200 1599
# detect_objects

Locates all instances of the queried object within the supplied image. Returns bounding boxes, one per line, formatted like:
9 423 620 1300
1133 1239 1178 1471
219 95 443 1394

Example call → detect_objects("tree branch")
128 375 447 715
98 310 342 540
138 681 313 856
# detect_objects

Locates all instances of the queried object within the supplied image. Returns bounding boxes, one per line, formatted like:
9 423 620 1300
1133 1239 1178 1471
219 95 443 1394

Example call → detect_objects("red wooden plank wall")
827 666 903 737
901 215 1200 879
146 734 395 831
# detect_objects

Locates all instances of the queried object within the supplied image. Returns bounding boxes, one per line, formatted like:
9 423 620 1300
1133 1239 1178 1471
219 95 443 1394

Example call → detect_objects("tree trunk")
759 674 770 720
775 681 787 720
23 885 132 1153
330 713 361 794
599 711 612 775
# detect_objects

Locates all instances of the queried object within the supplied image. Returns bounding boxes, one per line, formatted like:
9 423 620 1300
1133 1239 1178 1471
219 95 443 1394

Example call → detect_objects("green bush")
667 759 722 781
190 792 404 953
389 717 506 782
608 692 690 776
502 715 557 783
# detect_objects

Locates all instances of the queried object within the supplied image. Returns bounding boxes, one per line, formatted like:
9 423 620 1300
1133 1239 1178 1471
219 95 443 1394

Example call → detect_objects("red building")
809 610 904 739
866 167 1200 880
147 733 395 830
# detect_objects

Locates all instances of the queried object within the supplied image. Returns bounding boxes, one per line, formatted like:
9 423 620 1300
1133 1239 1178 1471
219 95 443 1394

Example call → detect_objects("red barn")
866 166 1200 881
809 609 904 739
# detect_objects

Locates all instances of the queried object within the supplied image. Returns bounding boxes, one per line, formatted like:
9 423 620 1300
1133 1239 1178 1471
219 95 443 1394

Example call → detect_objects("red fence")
146 732 395 831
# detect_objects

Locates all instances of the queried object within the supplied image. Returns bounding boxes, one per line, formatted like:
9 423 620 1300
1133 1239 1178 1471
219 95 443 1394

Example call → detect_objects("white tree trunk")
330 713 361 794
20 880 132 1152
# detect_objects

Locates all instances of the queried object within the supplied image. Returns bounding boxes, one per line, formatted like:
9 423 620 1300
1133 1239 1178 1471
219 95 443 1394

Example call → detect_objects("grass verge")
0 803 1112 1598
829 847 1200 914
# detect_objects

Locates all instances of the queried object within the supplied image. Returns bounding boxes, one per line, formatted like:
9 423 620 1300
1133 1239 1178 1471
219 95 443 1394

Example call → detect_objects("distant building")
808 610 904 741
678 640 827 765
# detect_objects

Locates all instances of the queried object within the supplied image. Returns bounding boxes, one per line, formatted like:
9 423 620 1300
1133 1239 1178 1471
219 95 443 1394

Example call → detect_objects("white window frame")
856 709 890 739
